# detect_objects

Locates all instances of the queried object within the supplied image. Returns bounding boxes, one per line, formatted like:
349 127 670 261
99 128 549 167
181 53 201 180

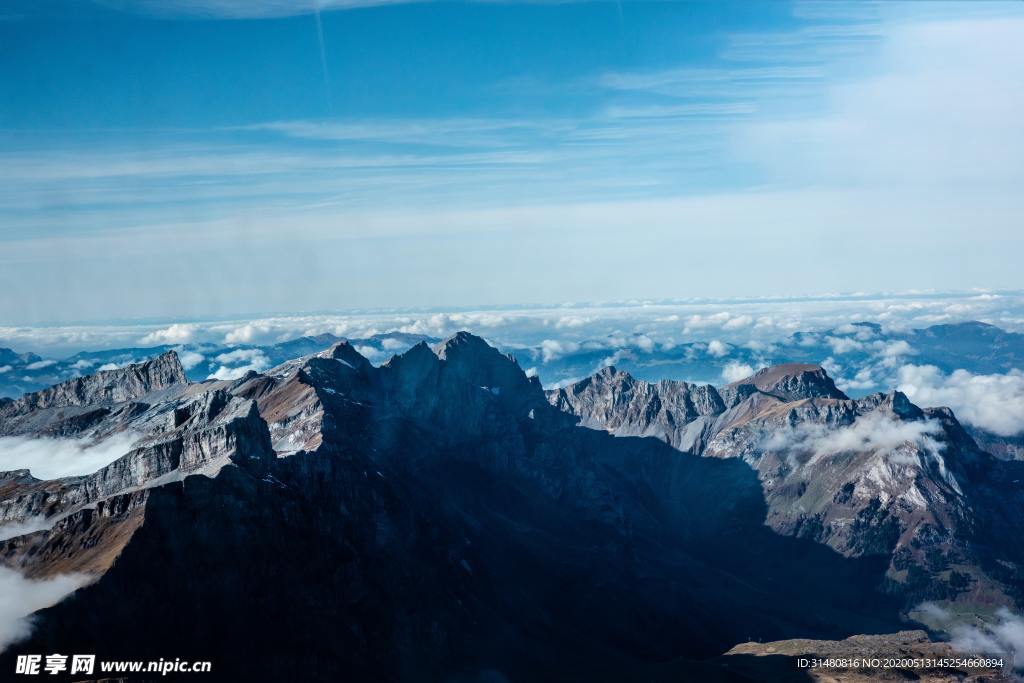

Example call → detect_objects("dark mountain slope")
0 334 905 682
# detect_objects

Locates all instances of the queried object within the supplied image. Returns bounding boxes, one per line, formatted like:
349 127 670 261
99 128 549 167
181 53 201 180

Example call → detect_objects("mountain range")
0 332 1021 681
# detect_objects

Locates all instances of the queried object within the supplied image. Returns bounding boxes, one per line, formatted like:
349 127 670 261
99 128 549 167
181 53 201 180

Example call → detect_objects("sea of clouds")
3 291 1021 356
2 291 1023 436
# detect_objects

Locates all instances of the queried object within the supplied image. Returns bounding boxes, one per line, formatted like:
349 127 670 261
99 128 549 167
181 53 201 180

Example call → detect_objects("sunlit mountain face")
2 0 1023 680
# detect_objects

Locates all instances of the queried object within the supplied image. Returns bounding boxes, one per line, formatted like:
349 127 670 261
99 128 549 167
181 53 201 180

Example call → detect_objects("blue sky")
1 1 1022 324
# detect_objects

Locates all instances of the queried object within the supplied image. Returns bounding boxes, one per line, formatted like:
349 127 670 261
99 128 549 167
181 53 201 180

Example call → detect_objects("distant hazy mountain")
511 320 1024 391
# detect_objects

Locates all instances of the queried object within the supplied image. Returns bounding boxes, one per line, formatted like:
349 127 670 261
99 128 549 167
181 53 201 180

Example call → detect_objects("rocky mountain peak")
728 363 848 402
323 341 372 372
433 330 493 359
433 331 539 403
384 340 439 373
879 390 925 420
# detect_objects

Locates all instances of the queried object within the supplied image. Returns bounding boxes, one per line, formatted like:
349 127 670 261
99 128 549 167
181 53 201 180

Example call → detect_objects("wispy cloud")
0 516 52 542
0 567 87 653
1 5 1022 322
916 601 1024 672
93 0 426 19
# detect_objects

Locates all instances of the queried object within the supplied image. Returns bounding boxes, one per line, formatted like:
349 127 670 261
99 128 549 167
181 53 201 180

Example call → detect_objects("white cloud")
139 323 198 346
916 602 1024 672
0 432 139 480
354 345 384 362
878 340 915 364
825 335 864 354
0 567 87 653
24 360 56 371
683 312 732 333
214 349 267 365
540 339 580 363
722 362 755 383
70 359 95 370
97 362 121 371
706 340 729 358
0 366 10 374
949 608 1024 672
223 324 272 345
176 350 206 371
915 601 951 623
737 16 1024 192
207 366 253 380
207 348 271 379
634 335 655 352
722 315 753 330
897 365 1024 437
763 413 945 469
1 294 1023 380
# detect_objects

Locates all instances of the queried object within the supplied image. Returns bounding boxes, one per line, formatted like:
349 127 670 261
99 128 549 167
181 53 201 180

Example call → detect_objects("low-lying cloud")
139 323 198 345
918 602 1024 671
0 517 52 543
950 608 1024 671
0 566 87 653
176 350 206 371
706 340 728 358
721 362 755 383
207 349 270 380
0 432 139 480
898 365 1024 437
763 413 945 468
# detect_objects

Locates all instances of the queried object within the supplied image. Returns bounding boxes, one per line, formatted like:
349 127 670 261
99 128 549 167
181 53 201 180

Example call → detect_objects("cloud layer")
0 433 139 480
3 291 1022 357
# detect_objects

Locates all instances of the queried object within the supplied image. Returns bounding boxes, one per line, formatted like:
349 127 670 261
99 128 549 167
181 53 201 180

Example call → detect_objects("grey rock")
0 351 187 421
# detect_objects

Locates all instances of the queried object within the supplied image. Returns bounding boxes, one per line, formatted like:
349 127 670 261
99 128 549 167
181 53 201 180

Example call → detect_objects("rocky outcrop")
0 383 272 584
0 351 187 423
723 363 849 404
549 366 726 452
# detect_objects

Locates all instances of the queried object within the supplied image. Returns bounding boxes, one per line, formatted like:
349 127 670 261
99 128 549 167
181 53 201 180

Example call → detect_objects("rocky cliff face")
550 364 1024 609
0 365 272 582
1 333 921 683
0 351 188 424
